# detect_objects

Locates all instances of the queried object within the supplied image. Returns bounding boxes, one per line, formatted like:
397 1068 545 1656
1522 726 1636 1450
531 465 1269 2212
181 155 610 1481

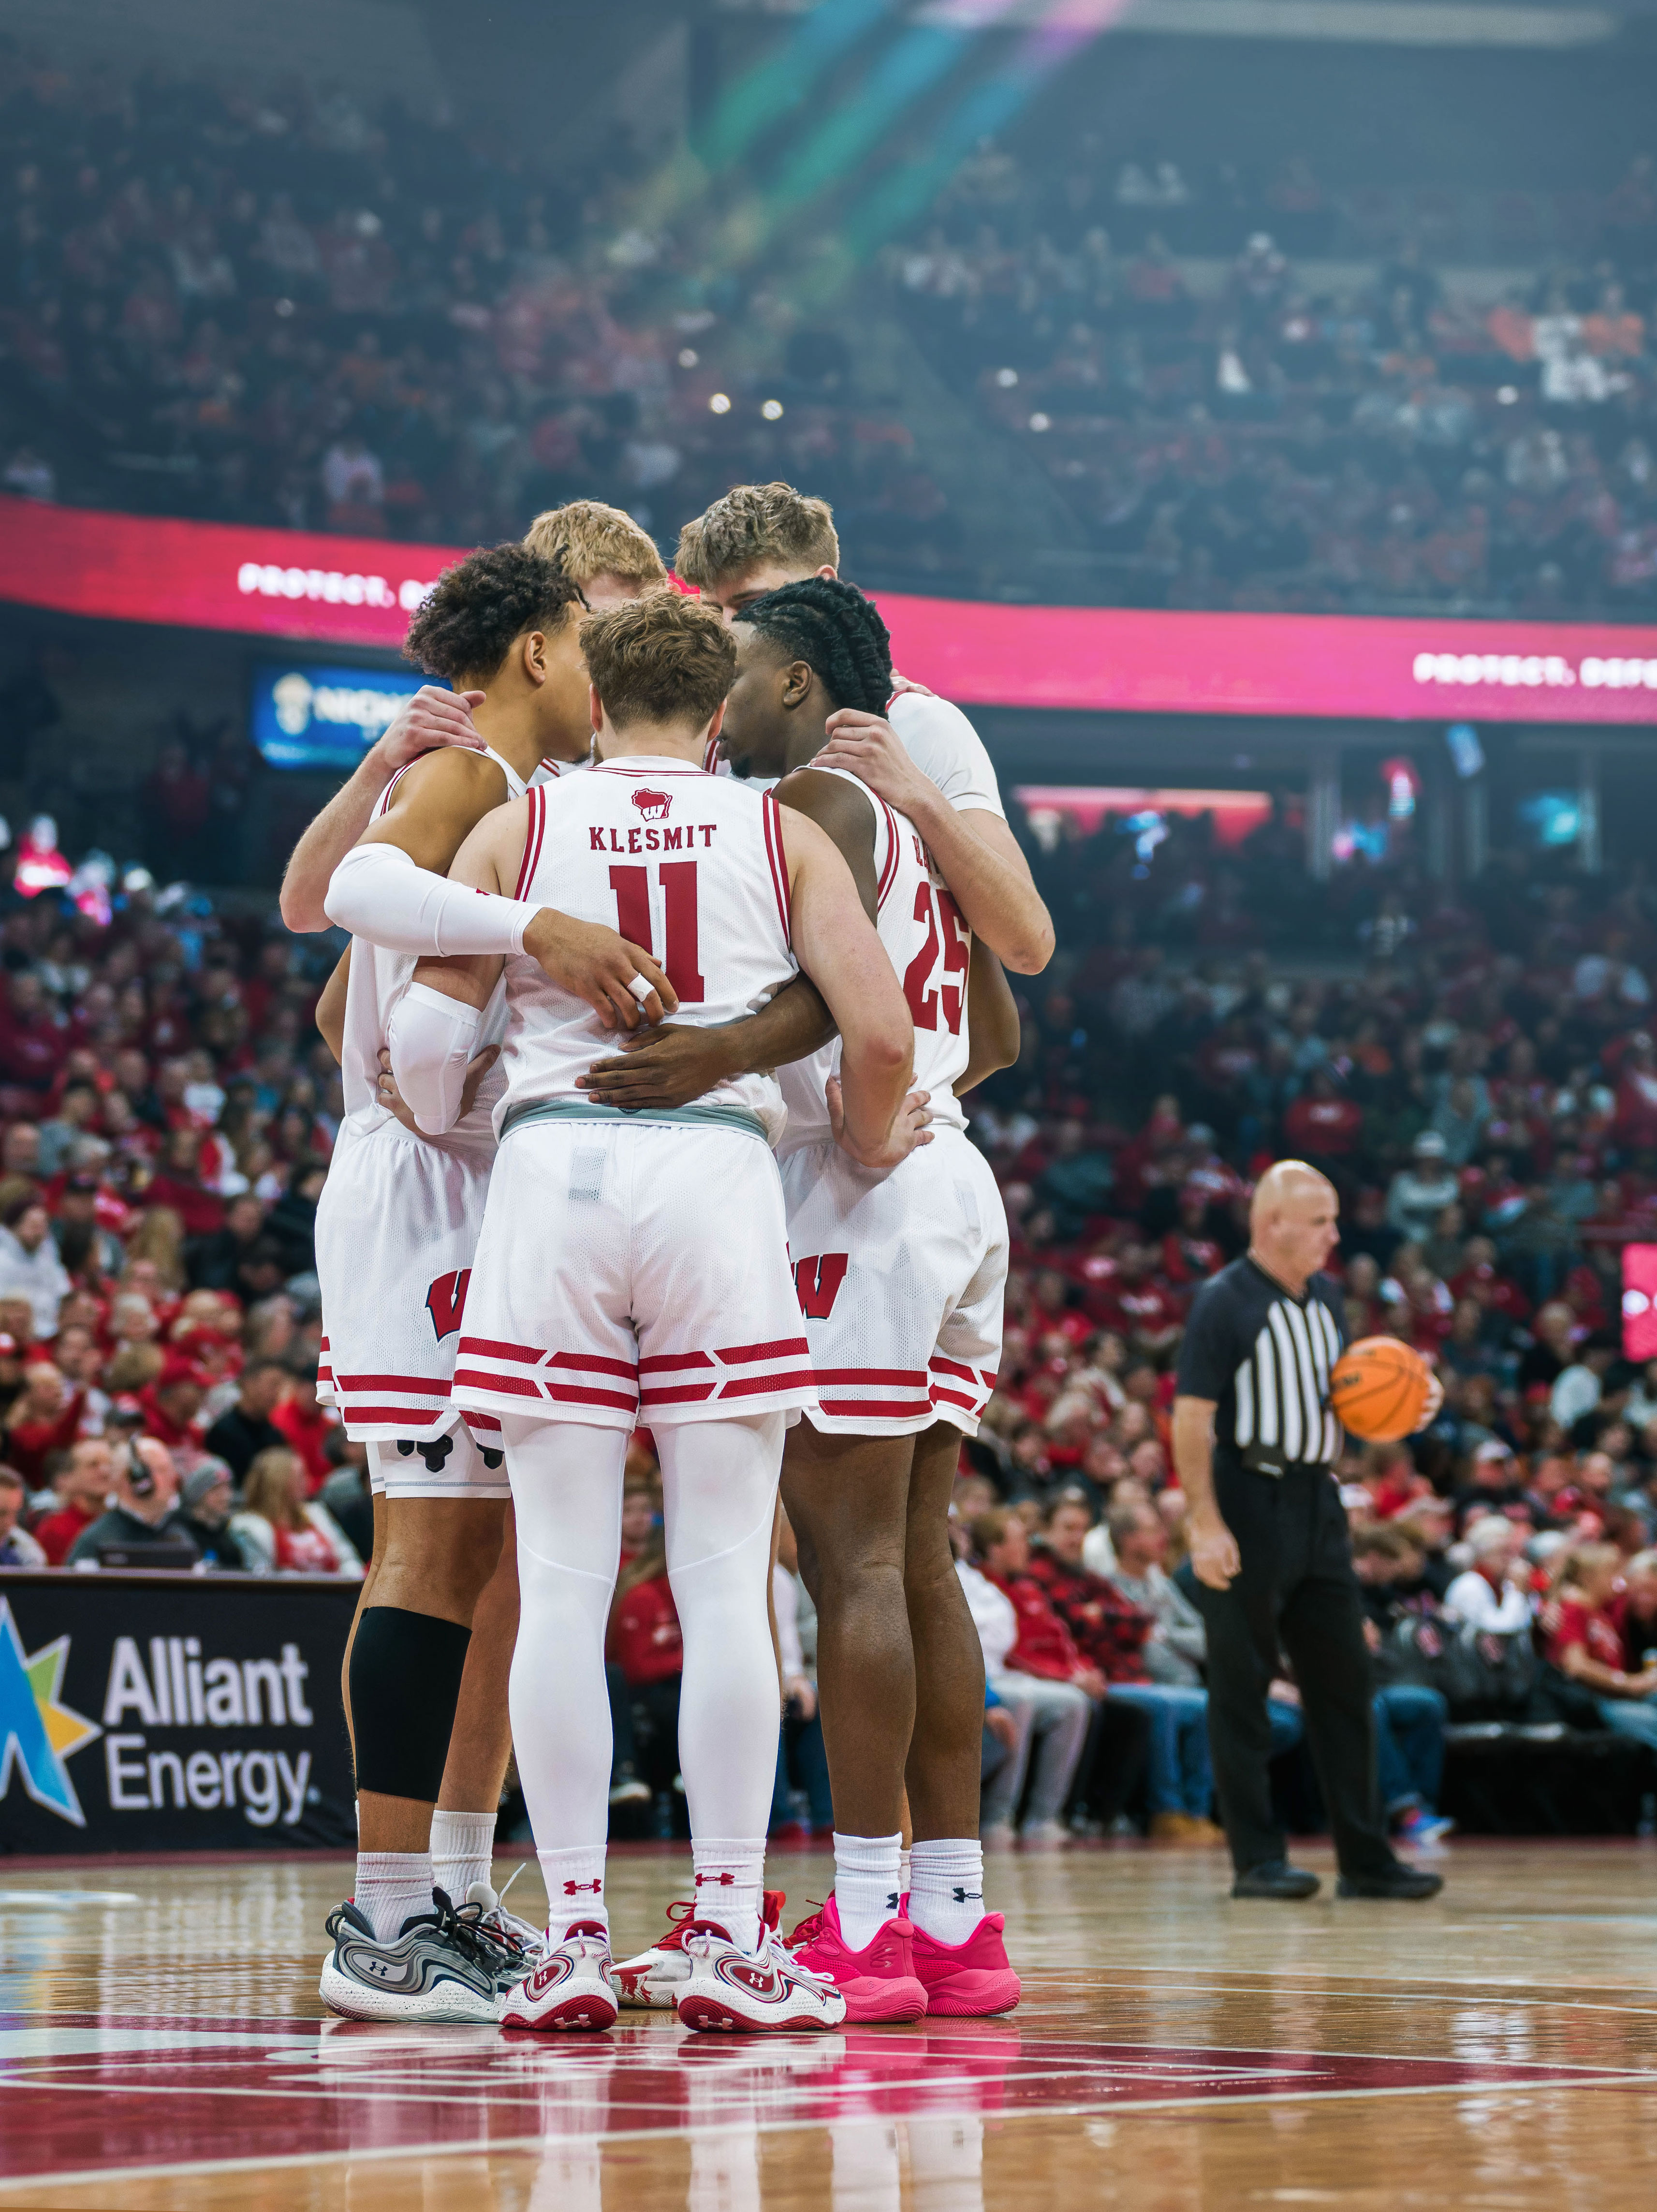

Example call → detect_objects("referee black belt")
1235 1447 1334 1480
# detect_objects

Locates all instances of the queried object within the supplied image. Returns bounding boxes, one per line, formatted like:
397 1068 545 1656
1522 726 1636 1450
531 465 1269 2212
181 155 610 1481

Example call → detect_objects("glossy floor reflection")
2 1841 1656 2207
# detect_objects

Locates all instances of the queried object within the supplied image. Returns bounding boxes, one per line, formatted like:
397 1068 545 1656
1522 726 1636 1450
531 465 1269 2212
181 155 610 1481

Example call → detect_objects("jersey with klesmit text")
495 757 796 1143
337 749 563 1148
777 765 969 1157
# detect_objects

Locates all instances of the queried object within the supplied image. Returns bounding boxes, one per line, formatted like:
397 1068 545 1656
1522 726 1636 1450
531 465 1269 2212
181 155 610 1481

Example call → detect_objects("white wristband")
325 841 541 957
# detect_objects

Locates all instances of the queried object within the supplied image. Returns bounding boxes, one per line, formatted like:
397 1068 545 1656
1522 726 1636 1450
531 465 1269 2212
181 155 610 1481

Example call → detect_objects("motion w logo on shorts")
426 1268 471 1342
793 1253 849 1320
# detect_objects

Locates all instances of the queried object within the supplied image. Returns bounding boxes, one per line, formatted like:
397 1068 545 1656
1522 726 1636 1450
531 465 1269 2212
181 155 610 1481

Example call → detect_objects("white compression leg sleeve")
658 1412 786 1845
325 840 543 957
386 982 482 1135
501 1418 628 1857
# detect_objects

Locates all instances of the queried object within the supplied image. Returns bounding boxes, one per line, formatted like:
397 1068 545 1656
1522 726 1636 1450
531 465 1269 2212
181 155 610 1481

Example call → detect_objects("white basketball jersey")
496 756 797 1143
777 766 969 1157
337 747 561 1147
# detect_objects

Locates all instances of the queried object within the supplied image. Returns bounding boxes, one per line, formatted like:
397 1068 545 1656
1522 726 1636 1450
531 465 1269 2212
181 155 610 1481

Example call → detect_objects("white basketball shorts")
780 1126 1007 1437
451 1116 815 1432
316 1118 502 1481
364 1426 509 1503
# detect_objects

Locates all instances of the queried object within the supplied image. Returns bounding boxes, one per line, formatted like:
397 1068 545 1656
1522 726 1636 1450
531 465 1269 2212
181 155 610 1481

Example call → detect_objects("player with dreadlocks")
610 575 1026 2023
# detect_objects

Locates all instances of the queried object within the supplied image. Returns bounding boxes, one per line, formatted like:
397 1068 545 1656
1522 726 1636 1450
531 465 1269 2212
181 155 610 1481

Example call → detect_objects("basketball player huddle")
286 485 1055 2035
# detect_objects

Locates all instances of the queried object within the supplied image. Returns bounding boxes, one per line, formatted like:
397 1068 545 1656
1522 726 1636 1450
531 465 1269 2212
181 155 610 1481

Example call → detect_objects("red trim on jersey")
929 1354 979 1384
340 1404 455 1426
931 1386 981 1415
513 784 546 900
820 1397 933 1418
718 1369 816 1399
547 1349 639 1379
714 1337 809 1365
376 762 418 819
813 1367 929 1387
703 734 720 773
337 1372 452 1395
979 1369 999 1387
592 764 712 778
538 1381 638 1412
459 1335 543 1364
451 1370 542 1399
639 1350 715 1373
875 799 901 911
537 759 563 778
762 789 792 940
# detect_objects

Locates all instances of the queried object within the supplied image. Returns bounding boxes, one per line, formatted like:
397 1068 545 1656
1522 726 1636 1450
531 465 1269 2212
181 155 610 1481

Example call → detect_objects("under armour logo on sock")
886 1891 900 1911
951 1887 983 1904
695 1871 736 1886
562 1879 602 1895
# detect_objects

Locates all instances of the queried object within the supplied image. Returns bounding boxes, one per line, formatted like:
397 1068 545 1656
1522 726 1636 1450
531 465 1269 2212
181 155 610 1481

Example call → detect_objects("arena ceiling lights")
912 0 1619 41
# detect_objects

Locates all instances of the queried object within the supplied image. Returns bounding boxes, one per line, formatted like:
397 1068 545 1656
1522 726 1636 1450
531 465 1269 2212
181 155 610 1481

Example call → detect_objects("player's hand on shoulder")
826 1074 933 1171
374 685 486 772
817 709 932 817
578 1022 736 1111
888 668 935 699
522 911 678 1032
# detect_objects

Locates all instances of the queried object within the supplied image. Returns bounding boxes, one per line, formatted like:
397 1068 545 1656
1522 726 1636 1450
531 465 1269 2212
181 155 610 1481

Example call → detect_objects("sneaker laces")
648 1899 702 1954
431 1886 519 1973
471 1863 543 1955
785 1900 827 1949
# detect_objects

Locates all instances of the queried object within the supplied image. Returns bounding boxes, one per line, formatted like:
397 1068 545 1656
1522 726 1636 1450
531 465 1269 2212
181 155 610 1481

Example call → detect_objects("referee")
1172 1161 1443 1901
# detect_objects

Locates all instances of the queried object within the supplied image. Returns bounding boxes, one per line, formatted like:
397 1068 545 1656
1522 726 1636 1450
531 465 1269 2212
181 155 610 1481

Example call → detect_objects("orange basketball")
1329 1336 1434 1442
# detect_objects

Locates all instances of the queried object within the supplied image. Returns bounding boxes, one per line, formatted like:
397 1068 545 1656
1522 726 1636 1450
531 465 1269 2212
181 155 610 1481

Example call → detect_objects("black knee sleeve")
350 1606 472 1802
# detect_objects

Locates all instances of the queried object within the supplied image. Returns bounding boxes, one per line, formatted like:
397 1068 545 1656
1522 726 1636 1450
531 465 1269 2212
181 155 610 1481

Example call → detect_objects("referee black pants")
1193 1463 1398 1879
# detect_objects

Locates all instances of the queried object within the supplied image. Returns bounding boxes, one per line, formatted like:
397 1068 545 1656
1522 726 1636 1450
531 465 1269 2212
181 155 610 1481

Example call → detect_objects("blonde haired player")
387 590 921 2033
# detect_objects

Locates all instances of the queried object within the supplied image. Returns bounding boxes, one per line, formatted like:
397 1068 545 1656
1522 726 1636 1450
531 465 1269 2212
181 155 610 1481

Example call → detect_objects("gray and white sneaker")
320 1890 524 2023
467 1877 546 1970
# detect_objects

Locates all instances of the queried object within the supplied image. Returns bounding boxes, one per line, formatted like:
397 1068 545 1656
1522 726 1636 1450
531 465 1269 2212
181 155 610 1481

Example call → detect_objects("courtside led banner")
4 494 1657 723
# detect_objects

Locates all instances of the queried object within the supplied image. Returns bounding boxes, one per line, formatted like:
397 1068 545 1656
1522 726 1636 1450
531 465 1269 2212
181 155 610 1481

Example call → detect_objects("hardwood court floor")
2 1840 1656 2209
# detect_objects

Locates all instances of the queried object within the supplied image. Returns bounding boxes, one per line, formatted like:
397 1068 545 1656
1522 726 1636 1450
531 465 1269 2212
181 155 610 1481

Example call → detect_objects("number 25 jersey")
777 766 970 1158
496 756 797 1144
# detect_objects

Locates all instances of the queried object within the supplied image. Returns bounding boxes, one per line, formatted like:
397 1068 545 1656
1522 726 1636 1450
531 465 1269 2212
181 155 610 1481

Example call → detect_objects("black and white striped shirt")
1175 1256 1346 1474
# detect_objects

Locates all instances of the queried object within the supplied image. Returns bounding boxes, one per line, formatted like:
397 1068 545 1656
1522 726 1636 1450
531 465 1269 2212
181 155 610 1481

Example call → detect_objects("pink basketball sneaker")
785 1893 927 2024
909 1911 1021 2017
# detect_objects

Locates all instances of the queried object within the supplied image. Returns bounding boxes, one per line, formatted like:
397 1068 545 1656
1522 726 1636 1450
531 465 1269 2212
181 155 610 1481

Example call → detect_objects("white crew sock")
692 1839 767 1955
833 1831 902 1951
899 1847 912 1899
355 1850 434 1944
908 1840 986 1946
431 1808 497 1905
538 1843 609 1943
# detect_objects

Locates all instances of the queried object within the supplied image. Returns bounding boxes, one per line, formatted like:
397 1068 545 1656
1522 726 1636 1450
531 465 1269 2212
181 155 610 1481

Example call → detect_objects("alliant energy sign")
3 494 1657 724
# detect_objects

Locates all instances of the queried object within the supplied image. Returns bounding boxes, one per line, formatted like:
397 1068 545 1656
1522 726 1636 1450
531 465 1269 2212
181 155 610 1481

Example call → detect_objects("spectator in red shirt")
2 1360 86 1486
138 1353 205 1454
271 1367 336 1491
142 1129 227 1238
1283 1068 1364 1164
607 1486 683 1801
28 1437 114 1563
0 973 68 1093
1541 1542 1657 1754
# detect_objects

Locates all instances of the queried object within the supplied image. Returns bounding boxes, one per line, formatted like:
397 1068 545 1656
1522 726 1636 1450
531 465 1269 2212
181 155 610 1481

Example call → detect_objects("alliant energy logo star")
0 1598 103 1825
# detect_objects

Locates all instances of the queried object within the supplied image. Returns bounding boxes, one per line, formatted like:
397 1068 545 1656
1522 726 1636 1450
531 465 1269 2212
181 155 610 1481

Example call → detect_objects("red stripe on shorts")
814 1367 928 1386
459 1336 544 1364
718 1369 817 1398
639 1351 715 1373
820 1398 932 1418
451 1370 543 1399
337 1373 452 1395
640 1382 719 1406
929 1354 978 1384
715 1337 810 1365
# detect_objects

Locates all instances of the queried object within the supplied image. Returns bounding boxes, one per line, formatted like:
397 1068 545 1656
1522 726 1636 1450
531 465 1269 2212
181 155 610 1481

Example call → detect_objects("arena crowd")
4 790 1657 1843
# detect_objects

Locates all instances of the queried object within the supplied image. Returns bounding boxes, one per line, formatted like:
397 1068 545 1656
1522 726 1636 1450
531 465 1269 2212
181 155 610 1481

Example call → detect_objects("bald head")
1249 1159 1339 1294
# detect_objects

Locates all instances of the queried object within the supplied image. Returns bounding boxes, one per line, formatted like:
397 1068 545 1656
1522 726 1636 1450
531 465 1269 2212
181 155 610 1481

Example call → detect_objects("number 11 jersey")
495 756 797 1143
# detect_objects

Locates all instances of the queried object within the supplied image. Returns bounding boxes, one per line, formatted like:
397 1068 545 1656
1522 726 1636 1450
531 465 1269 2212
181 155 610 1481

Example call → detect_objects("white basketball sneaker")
614 1888 789 2009
500 1922 620 2033
675 1916 848 2034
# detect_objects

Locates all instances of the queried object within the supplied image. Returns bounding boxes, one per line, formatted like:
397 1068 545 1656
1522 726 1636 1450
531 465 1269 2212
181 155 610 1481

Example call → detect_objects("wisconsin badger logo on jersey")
426 1268 471 1342
631 787 671 821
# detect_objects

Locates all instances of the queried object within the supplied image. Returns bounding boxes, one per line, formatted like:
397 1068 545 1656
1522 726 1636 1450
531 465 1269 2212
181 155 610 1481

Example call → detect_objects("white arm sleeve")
324 841 542 957
386 982 483 1135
